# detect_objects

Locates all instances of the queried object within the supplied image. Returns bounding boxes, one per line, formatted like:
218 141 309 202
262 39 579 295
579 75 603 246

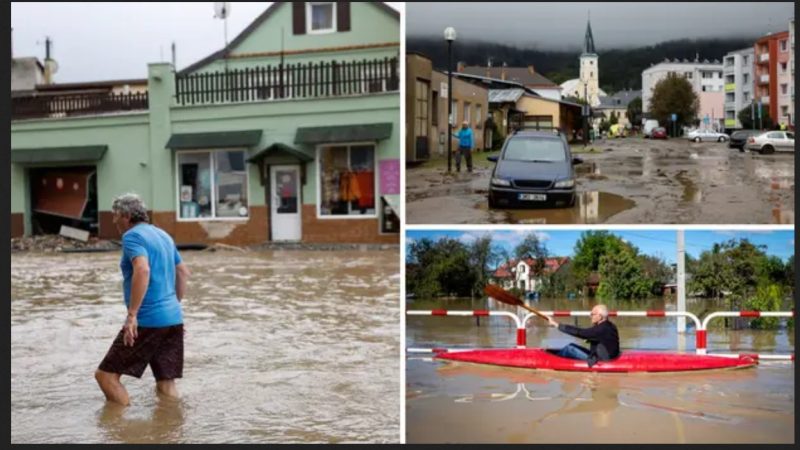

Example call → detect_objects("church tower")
579 15 600 107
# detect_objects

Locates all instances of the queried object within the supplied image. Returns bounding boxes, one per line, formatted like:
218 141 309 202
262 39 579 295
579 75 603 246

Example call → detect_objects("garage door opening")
29 166 98 236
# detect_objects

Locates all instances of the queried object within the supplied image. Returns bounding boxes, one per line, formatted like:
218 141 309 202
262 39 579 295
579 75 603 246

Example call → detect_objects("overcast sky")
11 2 403 83
407 2 794 50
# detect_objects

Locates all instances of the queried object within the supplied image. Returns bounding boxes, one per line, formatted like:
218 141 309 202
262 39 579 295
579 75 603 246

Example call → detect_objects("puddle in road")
478 191 635 224
675 170 702 203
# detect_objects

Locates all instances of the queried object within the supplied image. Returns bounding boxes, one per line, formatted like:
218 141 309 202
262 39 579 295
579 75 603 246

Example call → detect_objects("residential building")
11 57 45 93
754 30 791 126
459 63 562 101
11 2 401 244
492 257 570 293
722 47 755 130
406 52 489 162
451 72 582 142
595 89 641 129
560 17 605 107
642 58 725 130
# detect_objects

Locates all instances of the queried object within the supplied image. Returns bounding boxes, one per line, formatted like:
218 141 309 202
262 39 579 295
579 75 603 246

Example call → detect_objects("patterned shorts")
98 324 184 381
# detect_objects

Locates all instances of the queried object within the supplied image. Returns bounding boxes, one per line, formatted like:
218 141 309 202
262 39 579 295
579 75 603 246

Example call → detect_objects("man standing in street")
453 120 474 173
95 193 190 406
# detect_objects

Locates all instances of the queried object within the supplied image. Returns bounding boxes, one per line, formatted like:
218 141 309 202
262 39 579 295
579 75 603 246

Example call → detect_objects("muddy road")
11 250 400 444
406 138 794 224
406 296 795 444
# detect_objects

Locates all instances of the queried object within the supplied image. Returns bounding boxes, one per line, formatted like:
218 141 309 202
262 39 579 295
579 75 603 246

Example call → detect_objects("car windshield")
503 138 566 162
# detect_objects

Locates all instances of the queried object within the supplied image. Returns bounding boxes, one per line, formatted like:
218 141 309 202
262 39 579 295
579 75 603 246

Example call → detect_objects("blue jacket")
455 128 474 149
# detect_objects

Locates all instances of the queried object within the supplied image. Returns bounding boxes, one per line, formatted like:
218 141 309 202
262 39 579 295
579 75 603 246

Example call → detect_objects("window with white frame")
307 2 336 34
463 102 471 125
178 150 248 219
450 100 458 125
780 40 788 51
476 105 482 129
318 144 376 216
781 84 788 95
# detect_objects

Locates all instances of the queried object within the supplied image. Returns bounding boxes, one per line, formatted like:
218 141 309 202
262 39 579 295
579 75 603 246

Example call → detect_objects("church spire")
582 13 596 55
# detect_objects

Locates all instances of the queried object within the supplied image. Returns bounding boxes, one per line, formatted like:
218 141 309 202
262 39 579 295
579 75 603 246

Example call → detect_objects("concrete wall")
431 71 488 153
516 96 562 128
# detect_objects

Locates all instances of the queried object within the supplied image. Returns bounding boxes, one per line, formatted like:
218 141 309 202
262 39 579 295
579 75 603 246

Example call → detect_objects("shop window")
318 144 376 217
178 150 248 219
307 2 336 34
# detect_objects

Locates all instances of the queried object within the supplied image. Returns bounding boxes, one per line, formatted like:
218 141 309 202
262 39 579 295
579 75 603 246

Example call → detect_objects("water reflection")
97 397 186 444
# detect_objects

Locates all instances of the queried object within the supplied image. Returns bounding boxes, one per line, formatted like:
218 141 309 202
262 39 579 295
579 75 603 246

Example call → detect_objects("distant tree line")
408 36 756 94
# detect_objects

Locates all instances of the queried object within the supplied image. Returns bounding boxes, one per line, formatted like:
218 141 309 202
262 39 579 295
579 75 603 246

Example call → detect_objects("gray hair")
594 304 609 319
112 193 149 224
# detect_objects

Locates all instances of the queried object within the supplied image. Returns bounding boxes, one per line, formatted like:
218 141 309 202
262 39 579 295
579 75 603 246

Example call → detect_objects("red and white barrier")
697 310 794 357
406 310 526 347
521 310 702 330
408 308 795 361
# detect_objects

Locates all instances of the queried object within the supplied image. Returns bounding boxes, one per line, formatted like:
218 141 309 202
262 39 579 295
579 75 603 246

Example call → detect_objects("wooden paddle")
484 284 551 322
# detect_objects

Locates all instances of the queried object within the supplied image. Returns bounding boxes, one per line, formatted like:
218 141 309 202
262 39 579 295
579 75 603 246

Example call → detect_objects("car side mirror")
487 156 499 163
572 157 583 165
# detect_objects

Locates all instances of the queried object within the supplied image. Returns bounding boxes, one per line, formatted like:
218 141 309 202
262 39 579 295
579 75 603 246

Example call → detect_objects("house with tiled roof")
492 256 570 293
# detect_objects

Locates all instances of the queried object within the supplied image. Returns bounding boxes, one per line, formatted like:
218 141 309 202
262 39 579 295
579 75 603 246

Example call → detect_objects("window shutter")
337 2 351 32
293 2 306 35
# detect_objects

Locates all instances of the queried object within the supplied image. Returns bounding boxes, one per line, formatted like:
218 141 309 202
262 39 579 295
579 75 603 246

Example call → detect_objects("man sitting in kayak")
547 305 620 367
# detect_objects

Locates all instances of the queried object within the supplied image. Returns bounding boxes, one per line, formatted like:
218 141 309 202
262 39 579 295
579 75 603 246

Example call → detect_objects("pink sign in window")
379 159 400 195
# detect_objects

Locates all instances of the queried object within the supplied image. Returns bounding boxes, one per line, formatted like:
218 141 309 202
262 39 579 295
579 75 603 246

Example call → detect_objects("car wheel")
718 136 726 142
568 194 576 208
694 137 701 143
761 145 775 155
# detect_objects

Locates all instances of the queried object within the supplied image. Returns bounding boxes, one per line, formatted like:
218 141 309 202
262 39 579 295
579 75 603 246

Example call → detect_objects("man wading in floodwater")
95 193 190 405
547 304 620 367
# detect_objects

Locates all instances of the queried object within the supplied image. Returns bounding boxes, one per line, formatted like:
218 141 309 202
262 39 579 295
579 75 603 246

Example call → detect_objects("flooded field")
406 297 795 444
405 138 794 225
11 250 400 444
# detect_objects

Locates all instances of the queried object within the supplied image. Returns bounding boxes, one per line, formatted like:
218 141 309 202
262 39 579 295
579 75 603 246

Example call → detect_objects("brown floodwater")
11 250 400 444
406 296 795 444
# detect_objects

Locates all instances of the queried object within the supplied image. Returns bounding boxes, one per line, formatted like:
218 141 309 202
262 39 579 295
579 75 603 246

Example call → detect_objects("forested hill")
407 36 757 94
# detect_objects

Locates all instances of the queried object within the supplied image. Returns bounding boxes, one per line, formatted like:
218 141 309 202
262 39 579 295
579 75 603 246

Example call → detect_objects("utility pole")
583 82 589 146
677 229 686 333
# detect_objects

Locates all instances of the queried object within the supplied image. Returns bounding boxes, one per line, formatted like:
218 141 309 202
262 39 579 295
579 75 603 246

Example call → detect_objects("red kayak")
434 348 757 373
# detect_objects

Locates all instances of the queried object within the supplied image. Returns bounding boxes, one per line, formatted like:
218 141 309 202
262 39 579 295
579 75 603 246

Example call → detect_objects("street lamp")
444 26 456 173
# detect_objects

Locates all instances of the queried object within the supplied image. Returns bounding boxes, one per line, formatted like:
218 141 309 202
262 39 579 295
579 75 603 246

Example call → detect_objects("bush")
745 283 783 329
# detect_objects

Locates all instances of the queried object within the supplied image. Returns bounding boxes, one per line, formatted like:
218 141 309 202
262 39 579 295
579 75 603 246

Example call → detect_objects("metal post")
447 40 453 173
677 229 686 333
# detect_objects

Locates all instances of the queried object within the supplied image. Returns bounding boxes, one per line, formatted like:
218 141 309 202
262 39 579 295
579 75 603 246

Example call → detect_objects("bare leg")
95 369 130 406
156 379 179 399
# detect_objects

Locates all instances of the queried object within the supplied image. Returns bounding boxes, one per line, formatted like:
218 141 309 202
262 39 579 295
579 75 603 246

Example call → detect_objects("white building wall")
642 61 724 127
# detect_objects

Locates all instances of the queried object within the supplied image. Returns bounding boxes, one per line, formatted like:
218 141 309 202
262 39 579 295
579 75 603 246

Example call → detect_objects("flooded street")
405 138 794 224
406 297 795 444
11 250 400 444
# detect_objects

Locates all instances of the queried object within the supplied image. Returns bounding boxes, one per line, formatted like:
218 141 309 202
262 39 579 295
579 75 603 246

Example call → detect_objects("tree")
468 235 498 297
407 237 475 298
597 246 652 301
572 231 626 284
627 97 643 127
609 111 619 126
638 254 673 295
648 73 699 130
514 232 548 276
737 103 774 130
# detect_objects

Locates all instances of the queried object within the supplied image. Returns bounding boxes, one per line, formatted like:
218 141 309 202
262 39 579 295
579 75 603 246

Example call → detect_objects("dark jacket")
558 320 620 363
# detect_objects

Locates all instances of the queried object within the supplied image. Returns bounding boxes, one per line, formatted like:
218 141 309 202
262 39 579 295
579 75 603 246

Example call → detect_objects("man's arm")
128 256 150 316
557 323 602 340
175 263 190 301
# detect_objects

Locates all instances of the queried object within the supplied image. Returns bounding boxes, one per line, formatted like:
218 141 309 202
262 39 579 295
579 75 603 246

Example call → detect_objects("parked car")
728 129 761 152
687 129 729 142
488 129 582 209
651 127 668 139
643 120 660 138
744 130 795 154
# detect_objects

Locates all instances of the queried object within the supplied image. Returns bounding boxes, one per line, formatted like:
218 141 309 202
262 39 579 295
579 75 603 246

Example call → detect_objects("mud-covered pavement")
406 138 794 224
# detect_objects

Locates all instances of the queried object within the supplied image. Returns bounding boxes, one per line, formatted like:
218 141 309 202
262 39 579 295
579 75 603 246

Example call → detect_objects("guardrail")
407 309 795 360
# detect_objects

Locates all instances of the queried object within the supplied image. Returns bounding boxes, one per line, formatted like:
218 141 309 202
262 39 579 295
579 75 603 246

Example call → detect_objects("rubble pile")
11 235 119 253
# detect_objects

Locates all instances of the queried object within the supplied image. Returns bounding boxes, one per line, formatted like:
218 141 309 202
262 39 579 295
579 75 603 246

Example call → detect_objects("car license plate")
519 193 547 201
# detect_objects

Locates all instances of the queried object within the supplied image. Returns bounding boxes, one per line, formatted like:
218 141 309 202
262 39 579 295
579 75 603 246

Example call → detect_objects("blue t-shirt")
120 223 184 328
456 128 474 149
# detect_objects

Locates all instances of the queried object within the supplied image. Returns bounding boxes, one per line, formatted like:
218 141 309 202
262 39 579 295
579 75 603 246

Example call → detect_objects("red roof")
492 257 569 278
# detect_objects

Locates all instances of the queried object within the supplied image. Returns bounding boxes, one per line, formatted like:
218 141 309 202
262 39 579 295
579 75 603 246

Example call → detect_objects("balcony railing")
12 91 149 120
175 57 399 106
724 83 736 92
761 96 771 104
759 74 770 84
759 53 770 63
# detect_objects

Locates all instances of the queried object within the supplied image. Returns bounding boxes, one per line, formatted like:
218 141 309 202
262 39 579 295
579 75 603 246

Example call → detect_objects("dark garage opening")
29 166 99 236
